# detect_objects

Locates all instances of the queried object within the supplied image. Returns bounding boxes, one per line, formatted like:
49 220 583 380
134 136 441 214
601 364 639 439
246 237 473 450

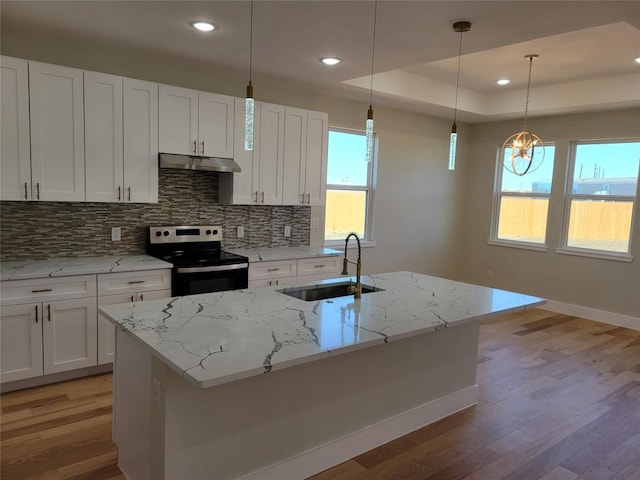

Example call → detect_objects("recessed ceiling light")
496 79 511 86
191 21 217 32
320 57 342 66
635 57 640 64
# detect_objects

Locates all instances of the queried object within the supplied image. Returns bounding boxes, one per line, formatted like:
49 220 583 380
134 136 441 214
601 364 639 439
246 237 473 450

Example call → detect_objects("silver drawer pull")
267 268 280 272
314 264 325 268
32 288 52 293
128 280 146 284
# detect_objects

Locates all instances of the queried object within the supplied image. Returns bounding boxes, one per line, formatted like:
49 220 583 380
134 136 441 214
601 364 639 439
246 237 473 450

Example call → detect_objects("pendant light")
244 0 255 151
501 54 545 176
448 21 471 171
365 0 378 163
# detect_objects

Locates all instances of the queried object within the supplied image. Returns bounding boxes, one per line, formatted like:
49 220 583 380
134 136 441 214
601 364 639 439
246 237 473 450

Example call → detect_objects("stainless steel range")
147 226 249 296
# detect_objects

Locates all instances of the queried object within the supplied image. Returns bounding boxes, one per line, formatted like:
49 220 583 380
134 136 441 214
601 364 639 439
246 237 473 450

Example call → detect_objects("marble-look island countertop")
99 271 545 389
0 255 173 281
227 245 340 263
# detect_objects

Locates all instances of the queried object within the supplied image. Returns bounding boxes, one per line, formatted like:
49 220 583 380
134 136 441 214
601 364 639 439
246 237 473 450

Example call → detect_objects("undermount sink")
277 281 384 302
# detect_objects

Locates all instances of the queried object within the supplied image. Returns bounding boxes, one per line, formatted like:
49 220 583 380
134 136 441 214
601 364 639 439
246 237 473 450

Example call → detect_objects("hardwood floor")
2 309 640 480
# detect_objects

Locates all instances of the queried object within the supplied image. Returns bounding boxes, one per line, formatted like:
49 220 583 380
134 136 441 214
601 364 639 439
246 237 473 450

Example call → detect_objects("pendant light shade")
365 0 378 163
449 21 471 171
501 54 545 176
244 0 255 151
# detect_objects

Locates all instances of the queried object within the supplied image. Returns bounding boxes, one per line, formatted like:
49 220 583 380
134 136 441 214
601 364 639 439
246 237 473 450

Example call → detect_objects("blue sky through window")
327 131 368 186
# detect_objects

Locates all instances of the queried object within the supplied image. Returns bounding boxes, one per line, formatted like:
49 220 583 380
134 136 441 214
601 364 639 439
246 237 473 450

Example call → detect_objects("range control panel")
148 226 223 244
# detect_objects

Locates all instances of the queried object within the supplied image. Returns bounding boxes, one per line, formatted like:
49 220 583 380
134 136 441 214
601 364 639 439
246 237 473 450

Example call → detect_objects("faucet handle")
341 257 349 275
347 283 356 294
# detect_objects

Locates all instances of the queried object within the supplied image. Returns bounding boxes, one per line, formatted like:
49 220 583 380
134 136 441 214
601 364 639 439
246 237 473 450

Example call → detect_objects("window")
324 129 374 242
560 140 639 257
491 144 556 248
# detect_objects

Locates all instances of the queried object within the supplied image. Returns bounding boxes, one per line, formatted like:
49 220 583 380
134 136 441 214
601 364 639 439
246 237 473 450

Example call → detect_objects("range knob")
155 231 162 237
206 230 212 235
212 229 218 235
163 231 170 236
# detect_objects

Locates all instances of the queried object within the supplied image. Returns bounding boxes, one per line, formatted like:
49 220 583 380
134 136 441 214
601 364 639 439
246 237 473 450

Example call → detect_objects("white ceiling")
2 0 639 122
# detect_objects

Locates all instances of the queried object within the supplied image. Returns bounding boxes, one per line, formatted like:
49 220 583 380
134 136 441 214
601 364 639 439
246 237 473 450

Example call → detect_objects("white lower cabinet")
97 288 171 365
0 296 97 382
248 257 341 289
97 270 172 365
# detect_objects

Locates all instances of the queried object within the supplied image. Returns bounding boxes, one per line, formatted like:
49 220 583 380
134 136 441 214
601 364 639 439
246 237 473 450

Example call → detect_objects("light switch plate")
111 227 121 241
284 226 291 237
237 226 245 238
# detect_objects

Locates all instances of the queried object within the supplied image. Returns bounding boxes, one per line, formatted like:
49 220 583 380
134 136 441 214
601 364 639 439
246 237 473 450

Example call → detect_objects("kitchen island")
99 272 544 480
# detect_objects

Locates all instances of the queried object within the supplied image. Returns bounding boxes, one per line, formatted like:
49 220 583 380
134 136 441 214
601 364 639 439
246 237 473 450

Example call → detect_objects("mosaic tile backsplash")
0 170 311 260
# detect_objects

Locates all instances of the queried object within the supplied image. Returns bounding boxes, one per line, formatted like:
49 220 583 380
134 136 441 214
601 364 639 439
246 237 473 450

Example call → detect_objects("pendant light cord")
249 0 254 85
452 28 464 125
369 0 378 108
523 55 535 130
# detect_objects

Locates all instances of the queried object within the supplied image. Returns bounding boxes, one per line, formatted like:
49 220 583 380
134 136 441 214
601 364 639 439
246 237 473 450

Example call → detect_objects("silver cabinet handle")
47 303 51 322
35 305 38 323
193 140 197 154
139 293 144 301
254 191 258 204
201 141 205 154
32 288 52 293
261 191 265 203
127 186 132 201
130 295 135 302
307 193 311 204
315 264 325 268
128 280 145 284
301 193 305 204
36 182 40 200
267 268 280 272
117 186 121 201
24 182 28 200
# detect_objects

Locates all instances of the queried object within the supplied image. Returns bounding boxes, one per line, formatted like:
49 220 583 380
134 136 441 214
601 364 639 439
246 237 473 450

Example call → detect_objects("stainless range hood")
159 153 241 173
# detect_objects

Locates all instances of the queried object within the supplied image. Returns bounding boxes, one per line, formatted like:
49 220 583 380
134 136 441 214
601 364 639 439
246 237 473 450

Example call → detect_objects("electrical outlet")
310 217 320 229
111 227 121 242
284 226 291 237
237 226 245 238
153 379 162 408
487 269 494 279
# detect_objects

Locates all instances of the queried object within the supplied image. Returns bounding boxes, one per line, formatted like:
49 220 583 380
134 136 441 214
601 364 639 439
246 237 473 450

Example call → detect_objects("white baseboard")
541 300 639 331
240 384 478 480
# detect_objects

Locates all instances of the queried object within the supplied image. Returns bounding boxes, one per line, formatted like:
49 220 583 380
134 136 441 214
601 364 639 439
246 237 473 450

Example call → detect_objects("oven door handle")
176 263 249 274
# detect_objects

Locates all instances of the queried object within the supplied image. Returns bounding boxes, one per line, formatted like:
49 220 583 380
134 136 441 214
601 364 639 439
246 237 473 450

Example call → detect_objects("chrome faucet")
341 233 362 298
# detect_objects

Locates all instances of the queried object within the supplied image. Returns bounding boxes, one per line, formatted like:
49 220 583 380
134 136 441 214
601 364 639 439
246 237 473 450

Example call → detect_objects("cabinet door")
282 107 307 205
1 56 31 201
222 99 260 204
84 71 124 203
199 92 234 158
98 289 171 365
43 297 97 374
304 111 328 206
258 102 285 205
158 85 198 155
29 62 85 201
124 79 158 203
0 303 43 382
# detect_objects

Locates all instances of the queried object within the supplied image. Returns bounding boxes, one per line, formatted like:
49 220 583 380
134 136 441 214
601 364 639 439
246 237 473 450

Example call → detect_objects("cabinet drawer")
297 256 341 277
248 260 297 281
97 269 171 296
0 275 96 306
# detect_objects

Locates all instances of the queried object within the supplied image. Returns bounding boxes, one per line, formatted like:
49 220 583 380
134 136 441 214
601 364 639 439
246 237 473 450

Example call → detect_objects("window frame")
489 143 556 251
323 127 376 246
556 138 639 262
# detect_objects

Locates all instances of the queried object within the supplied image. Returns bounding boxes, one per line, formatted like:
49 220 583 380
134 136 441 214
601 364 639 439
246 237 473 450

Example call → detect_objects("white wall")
461 109 640 318
1 25 467 279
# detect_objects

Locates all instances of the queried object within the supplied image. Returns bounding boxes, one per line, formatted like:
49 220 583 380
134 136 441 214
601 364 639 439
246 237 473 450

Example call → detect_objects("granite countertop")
227 246 341 263
0 255 173 281
99 271 545 389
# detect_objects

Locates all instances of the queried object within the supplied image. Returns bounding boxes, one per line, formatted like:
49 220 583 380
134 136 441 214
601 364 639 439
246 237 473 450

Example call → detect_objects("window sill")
324 240 376 249
555 247 634 263
487 239 548 252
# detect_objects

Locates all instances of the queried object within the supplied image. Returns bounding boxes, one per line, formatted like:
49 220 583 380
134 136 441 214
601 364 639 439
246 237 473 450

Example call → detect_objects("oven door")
172 263 248 296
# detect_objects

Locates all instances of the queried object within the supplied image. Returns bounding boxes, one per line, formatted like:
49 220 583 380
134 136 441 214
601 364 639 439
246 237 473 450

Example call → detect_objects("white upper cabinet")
159 85 234 158
283 108 328 206
123 79 158 203
1 56 31 201
257 102 285 205
304 110 328 206
29 61 85 202
84 71 124 203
